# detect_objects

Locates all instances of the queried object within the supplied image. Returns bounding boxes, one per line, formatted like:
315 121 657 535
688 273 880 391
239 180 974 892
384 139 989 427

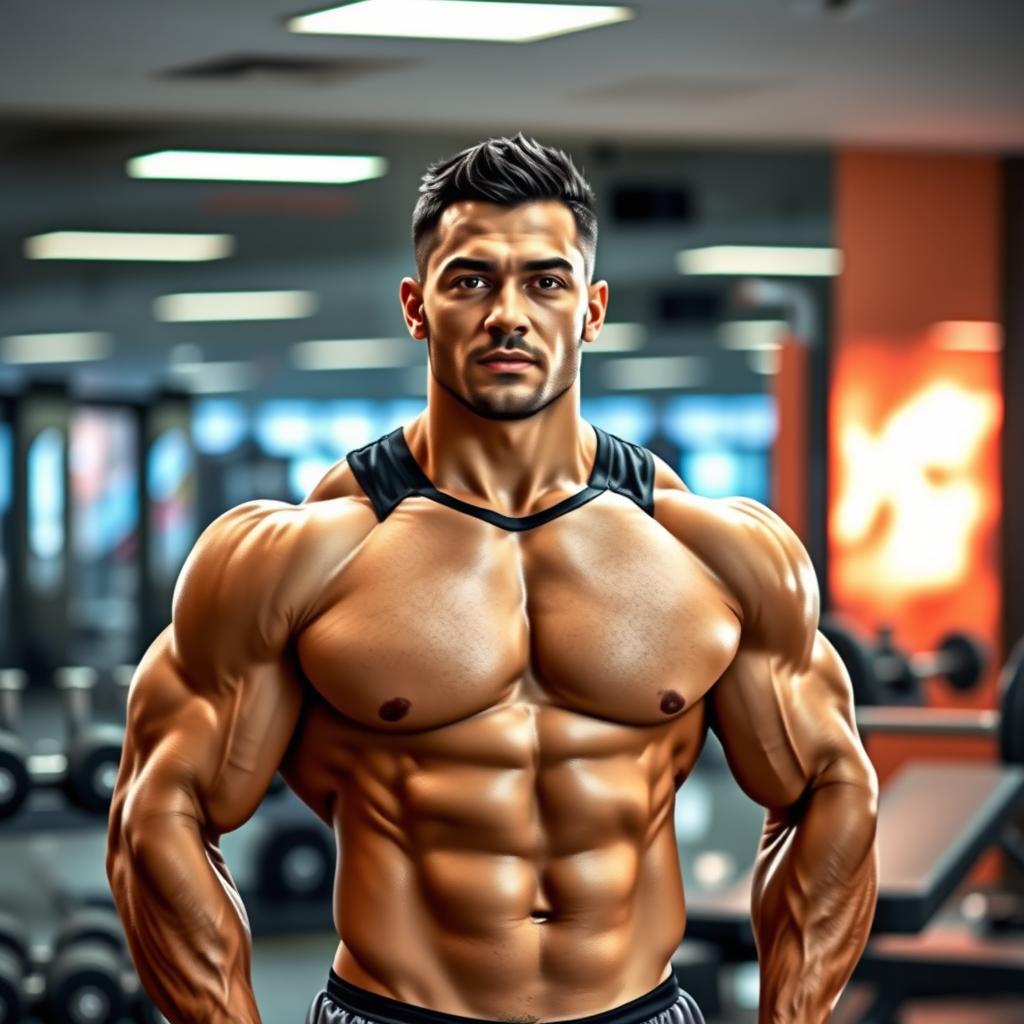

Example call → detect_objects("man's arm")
677 496 878 1023
106 499 368 1024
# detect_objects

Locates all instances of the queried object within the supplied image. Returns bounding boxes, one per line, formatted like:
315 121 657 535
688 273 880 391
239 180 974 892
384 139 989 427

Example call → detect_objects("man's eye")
536 276 564 290
456 276 488 289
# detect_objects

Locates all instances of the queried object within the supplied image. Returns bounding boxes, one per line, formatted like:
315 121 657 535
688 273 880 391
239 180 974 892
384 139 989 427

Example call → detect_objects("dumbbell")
44 906 131 1024
0 671 31 821
0 667 127 820
854 636 1024 764
821 616 989 706
0 906 141 1024
55 667 126 815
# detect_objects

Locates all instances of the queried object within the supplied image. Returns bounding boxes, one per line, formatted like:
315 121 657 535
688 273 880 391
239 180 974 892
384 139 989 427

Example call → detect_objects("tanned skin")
107 199 878 1024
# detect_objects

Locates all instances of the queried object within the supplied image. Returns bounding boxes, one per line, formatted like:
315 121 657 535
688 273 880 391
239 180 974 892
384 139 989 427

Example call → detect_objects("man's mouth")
479 354 537 374
479 353 536 366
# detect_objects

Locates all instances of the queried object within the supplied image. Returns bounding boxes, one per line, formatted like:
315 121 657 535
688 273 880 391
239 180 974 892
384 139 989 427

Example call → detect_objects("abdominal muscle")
321 702 693 1021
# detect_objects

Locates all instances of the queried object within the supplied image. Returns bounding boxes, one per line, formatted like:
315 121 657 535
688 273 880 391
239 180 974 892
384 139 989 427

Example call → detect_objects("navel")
379 697 411 722
659 689 686 715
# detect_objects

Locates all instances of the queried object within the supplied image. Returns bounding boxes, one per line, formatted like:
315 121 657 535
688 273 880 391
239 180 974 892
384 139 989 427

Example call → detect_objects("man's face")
400 200 608 421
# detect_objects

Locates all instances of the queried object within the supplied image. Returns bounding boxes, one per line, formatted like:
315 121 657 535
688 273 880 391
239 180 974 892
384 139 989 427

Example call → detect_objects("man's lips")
478 353 536 366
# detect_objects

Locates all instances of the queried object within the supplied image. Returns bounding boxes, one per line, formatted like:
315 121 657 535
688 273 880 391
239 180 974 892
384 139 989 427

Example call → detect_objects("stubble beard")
426 333 582 423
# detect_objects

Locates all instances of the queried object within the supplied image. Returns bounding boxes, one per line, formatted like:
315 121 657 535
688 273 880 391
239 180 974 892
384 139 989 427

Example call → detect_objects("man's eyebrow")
522 257 574 275
440 256 574 275
441 257 495 275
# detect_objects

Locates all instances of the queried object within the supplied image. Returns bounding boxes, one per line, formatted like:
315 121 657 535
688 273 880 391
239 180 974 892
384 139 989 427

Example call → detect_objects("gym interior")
1 1 1023 1022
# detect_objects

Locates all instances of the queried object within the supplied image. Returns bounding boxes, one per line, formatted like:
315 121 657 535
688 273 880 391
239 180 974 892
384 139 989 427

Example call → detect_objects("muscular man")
107 135 878 1024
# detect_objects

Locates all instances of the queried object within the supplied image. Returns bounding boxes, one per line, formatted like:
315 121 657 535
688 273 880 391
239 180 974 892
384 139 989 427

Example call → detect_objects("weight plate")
44 943 125 1024
938 632 988 691
64 725 124 815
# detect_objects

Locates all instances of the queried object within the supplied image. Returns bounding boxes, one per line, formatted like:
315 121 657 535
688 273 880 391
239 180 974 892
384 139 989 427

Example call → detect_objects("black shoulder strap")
346 427 421 521
348 424 656 523
590 425 656 517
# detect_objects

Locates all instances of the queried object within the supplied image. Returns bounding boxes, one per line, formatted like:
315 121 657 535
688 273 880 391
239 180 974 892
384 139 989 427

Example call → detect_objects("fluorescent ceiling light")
24 231 234 262
718 320 789 351
168 360 256 393
1 332 113 364
292 338 419 370
602 356 707 391
585 322 646 353
154 290 317 322
128 150 387 185
677 246 842 277
288 0 633 43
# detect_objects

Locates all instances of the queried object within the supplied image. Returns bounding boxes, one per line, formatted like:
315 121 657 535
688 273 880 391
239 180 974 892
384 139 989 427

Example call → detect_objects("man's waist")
324 970 683 1024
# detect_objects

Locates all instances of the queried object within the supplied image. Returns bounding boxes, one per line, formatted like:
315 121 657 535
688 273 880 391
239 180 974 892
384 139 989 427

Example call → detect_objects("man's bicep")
117 630 303 837
118 502 309 835
709 631 867 811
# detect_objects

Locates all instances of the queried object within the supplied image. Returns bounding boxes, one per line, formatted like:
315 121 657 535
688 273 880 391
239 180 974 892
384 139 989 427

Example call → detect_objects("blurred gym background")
0 1 1023 1021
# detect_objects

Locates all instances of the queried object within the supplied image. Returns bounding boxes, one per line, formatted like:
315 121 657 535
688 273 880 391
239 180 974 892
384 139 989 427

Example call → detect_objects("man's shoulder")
177 496 377 618
170 494 379 675
654 489 819 646
198 491 377 561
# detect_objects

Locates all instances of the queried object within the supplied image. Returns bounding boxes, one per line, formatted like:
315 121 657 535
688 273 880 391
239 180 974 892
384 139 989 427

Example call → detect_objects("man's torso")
277 429 741 1020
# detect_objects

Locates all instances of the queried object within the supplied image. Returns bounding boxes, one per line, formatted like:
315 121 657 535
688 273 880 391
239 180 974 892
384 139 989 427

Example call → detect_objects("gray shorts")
307 970 704 1024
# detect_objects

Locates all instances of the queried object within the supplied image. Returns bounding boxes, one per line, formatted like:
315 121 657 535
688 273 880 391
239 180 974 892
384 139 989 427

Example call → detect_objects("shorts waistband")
325 971 682 1024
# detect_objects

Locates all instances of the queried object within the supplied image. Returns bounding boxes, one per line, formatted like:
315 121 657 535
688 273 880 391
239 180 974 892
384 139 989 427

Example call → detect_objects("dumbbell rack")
0 669 161 1023
0 906 165 1024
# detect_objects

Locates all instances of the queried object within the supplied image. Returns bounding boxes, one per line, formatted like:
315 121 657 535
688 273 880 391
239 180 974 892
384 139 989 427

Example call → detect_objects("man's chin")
434 375 546 421
462 394 547 422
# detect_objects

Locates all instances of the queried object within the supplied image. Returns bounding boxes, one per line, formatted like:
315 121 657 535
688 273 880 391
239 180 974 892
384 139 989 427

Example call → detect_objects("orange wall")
831 152 1003 782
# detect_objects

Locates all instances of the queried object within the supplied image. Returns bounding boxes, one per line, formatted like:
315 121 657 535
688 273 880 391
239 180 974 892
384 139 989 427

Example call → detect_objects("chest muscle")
296 496 740 732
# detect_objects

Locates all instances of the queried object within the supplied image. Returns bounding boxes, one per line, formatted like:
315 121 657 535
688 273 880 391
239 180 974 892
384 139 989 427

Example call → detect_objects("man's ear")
399 278 428 340
581 280 610 344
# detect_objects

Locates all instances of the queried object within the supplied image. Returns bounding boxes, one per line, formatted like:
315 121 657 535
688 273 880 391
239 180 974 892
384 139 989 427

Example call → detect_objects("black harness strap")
347 425 655 531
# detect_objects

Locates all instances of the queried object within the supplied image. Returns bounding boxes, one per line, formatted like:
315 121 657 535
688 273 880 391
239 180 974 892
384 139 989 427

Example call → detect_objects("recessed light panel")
24 231 234 262
1 332 114 364
288 0 633 43
128 150 387 184
154 291 317 322
678 246 842 277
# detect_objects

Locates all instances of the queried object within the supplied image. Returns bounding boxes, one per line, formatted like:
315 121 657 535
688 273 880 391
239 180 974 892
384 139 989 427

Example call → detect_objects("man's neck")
405 381 596 518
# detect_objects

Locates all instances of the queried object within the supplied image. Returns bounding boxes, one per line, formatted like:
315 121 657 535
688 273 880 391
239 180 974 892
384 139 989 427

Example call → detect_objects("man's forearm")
750 778 878 1024
108 810 261 1024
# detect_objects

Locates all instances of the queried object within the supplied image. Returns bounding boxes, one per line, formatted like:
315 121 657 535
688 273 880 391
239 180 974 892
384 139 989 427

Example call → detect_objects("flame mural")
829 324 1002 705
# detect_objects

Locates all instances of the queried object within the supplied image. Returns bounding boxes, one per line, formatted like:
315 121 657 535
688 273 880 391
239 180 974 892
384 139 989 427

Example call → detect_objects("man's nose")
483 281 528 338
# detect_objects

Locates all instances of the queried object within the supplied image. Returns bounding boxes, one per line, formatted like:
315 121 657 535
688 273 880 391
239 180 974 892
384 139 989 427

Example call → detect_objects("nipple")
379 697 411 722
659 689 686 715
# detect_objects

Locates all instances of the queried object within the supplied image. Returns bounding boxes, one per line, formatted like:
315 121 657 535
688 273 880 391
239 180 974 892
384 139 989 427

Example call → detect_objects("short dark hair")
412 133 597 280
